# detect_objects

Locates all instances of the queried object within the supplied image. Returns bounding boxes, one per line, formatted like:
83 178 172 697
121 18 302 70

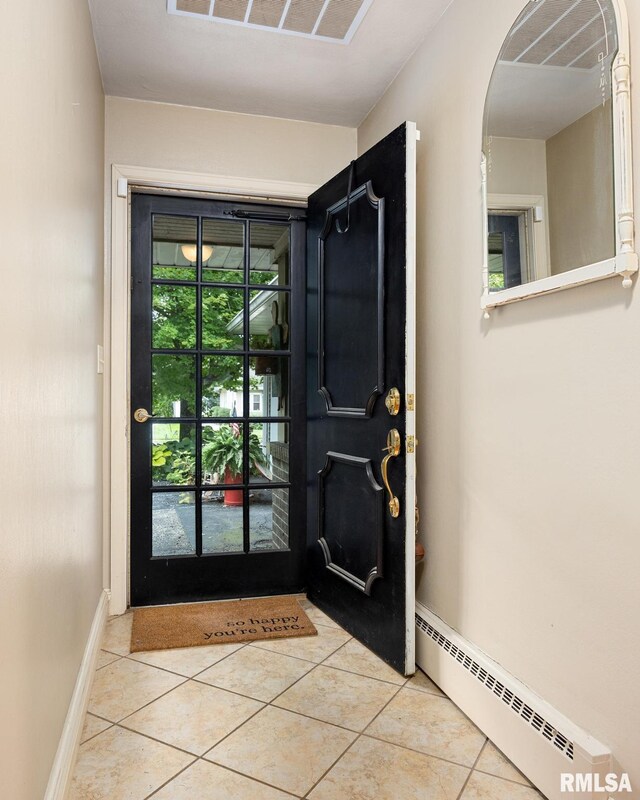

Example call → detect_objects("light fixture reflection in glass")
180 244 213 264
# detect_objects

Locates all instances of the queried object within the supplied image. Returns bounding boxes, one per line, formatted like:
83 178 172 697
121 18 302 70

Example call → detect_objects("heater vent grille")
168 0 374 44
415 612 575 761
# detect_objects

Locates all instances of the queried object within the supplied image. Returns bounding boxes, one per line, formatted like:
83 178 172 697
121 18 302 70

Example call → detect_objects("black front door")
306 122 417 675
130 193 306 606
488 213 523 289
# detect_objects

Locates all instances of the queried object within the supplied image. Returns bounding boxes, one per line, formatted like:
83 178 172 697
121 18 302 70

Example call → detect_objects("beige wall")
547 102 616 274
359 0 640 786
0 1 105 798
105 96 357 186
487 136 548 198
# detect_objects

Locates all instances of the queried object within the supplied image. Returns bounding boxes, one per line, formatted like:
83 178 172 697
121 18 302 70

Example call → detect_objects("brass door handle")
381 428 401 518
133 408 155 423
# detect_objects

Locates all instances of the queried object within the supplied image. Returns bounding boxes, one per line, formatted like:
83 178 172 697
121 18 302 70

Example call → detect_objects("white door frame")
105 164 316 615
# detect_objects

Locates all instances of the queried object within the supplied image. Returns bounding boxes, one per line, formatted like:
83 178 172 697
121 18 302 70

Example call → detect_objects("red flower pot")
223 467 243 506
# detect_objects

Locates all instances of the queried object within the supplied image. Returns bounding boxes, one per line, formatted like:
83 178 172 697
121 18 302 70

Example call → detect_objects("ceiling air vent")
168 0 375 44
500 0 617 70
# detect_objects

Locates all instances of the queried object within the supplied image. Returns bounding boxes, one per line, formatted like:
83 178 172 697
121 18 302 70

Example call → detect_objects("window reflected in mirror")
483 0 619 288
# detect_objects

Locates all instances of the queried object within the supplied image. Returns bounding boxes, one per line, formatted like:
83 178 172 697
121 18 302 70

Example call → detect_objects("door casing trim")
106 164 316 615
404 122 418 674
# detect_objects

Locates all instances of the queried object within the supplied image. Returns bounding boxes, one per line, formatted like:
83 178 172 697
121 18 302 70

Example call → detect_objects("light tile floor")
71 599 546 800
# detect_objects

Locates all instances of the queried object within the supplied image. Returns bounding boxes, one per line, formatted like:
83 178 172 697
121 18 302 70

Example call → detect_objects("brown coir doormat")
130 596 317 653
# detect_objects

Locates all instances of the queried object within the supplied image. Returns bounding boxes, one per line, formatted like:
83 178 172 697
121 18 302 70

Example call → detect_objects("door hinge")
407 394 415 411
406 435 417 453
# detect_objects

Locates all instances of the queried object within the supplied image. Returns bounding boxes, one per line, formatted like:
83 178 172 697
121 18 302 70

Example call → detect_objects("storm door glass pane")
152 492 196 556
250 488 289 551
248 290 289 350
202 494 244 554
249 422 289 484
488 232 506 292
152 355 196 417
202 219 245 283
250 223 289 285
202 287 244 350
152 423 196 486
201 355 243 417
202 422 244 486
153 215 197 281
249 356 289 417
153 285 196 349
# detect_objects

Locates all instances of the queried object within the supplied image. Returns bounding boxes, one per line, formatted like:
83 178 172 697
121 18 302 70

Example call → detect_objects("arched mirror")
482 0 637 314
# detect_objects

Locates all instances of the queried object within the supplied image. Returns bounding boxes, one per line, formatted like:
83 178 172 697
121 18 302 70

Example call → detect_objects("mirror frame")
481 0 638 316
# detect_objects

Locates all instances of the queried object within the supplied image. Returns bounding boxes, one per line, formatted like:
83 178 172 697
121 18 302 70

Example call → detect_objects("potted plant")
202 424 265 506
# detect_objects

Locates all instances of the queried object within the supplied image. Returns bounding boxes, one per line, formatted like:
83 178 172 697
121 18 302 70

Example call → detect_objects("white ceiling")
486 61 606 140
87 0 453 127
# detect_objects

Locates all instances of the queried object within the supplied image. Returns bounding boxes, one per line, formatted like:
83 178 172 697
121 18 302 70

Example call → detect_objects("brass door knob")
133 408 155 423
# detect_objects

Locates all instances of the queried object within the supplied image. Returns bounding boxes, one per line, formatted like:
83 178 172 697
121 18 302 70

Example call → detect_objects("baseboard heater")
415 603 612 800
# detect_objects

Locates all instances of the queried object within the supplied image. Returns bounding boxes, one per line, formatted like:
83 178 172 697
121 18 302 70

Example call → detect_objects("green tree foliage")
151 284 244 417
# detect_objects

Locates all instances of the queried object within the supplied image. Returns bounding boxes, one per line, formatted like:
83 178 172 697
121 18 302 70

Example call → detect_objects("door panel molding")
107 165 315 615
318 181 385 418
317 451 384 595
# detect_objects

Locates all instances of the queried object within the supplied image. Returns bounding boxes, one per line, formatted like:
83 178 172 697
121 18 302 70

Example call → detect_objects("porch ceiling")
87 0 453 126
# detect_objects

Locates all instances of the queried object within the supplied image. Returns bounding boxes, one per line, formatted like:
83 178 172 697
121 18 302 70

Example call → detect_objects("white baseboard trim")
415 602 612 800
44 589 110 800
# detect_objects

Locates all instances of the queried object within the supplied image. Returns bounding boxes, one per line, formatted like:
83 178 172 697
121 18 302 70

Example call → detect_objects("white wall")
359 0 640 788
0 1 105 798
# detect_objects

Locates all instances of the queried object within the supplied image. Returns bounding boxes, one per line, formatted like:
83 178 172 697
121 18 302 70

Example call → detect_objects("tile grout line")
248 625 351 665
78 721 114 746
264 628 360 708
306 657 409 687
124 641 249 679
194 630 353 706
83 710 116 724
455 737 489 800
112 721 201 757
99 676 190 726
204 628 350 738
473 766 539 790
142 758 199 800
358 730 493 774
301 679 407 798
136 737 302 800
195 757 304 799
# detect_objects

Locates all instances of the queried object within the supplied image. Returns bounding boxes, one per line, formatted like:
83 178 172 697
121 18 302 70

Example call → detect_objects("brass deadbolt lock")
385 387 401 416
